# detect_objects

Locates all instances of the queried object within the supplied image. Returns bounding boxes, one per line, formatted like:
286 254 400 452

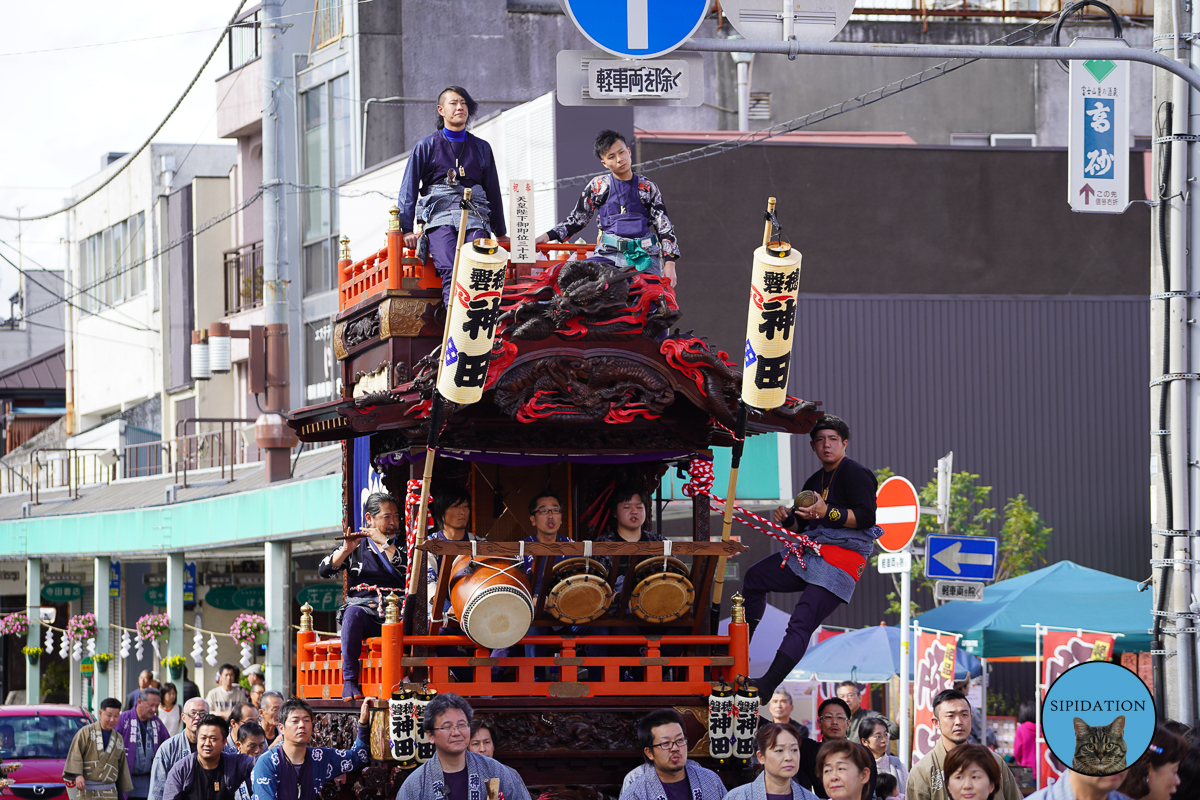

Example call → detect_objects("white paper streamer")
86 637 96 658
151 638 161 663
239 641 253 669
134 631 144 662
191 628 204 666
71 639 82 662
120 630 131 659
44 627 54 657
206 634 219 667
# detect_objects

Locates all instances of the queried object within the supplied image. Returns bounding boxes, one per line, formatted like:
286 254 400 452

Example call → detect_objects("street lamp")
725 32 755 132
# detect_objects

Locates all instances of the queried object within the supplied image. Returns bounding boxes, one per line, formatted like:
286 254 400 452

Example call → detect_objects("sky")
0 1 256 308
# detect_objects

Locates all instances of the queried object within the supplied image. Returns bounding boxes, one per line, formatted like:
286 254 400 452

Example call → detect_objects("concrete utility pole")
1150 0 1199 727
255 0 298 484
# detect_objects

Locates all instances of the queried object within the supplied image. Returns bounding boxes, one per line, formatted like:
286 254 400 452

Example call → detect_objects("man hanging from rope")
742 415 882 700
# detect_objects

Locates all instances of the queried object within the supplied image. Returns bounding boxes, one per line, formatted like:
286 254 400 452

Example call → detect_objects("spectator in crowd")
943 744 1001 800
725 722 818 800
233 721 266 800
768 689 809 741
124 671 154 711
801 699 850 797
257 692 283 748
952 680 997 748
63 698 133 800
396 694 529 800
205 665 249 719
620 708 726 800
159 715 256 800
817 740 874 800
244 665 264 690
1116 724 1188 800
227 704 260 745
158 684 181 737
469 719 496 759
860 717 907 796
250 698 371 800
1012 701 1038 771
876 774 900 799
908 690 1020 800
1027 767 1129 800
177 666 201 704
117 688 170 800
149 699 236 800
1175 730 1199 800
248 685 264 709
837 682 899 743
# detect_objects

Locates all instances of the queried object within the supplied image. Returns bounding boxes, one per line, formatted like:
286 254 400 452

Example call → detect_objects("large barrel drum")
448 556 534 649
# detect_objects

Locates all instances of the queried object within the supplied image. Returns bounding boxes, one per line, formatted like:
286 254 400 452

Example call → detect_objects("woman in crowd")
818 740 874 800
944 743 1001 800
157 682 181 736
1011 701 1037 770
1117 724 1189 800
725 723 819 800
860 716 906 796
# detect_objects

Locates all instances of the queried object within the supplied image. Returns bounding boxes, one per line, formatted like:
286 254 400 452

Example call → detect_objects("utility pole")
255 0 298 484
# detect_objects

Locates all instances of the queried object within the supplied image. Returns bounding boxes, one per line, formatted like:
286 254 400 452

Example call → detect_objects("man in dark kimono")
743 415 883 700
160 716 256 800
250 699 370 800
397 86 506 307
318 491 407 700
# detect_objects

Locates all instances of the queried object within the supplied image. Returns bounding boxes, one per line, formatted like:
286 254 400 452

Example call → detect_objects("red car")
0 705 92 800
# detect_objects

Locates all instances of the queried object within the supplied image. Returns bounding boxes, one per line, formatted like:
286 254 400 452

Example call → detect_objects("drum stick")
408 189 474 599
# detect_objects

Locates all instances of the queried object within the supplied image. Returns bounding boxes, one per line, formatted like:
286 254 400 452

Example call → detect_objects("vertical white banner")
1067 42 1129 213
509 179 536 263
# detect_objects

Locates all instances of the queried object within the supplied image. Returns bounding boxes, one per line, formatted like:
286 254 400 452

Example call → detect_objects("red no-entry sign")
876 476 920 552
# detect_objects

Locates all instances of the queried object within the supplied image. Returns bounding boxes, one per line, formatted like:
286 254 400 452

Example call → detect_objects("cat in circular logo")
1041 660 1156 778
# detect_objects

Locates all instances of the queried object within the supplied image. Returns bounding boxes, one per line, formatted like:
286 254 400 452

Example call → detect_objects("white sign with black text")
877 551 913 574
508 180 535 263
587 59 689 100
1067 40 1130 213
934 580 985 602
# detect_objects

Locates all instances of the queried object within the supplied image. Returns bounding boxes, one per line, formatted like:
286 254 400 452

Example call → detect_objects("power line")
0 249 156 333
21 318 157 350
0 0 251 223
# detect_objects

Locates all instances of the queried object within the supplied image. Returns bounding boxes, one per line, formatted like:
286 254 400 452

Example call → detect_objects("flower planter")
97 660 109 674
253 632 268 647
25 654 38 666
168 665 183 680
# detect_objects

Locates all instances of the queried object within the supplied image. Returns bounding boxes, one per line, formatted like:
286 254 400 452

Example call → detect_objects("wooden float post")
296 602 315 698
386 207 402 291
380 593 404 696
728 592 750 682
409 189 474 605
338 237 352 309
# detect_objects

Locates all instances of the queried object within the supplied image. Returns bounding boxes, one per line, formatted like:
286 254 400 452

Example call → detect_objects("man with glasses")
799 698 880 798
150 700 237 800
907 690 1020 800
159 715 256 800
250 698 371 800
521 491 588 676
397 693 530 800
621 708 726 800
836 681 898 744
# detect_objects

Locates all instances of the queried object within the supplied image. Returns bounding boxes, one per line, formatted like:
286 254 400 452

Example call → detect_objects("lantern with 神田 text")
741 241 802 410
437 238 509 405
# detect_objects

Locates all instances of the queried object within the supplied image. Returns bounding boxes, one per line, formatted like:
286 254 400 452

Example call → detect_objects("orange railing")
295 595 750 700
338 208 600 311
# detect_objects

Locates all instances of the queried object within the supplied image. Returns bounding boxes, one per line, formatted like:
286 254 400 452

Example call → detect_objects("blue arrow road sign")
924 535 999 582
563 0 710 59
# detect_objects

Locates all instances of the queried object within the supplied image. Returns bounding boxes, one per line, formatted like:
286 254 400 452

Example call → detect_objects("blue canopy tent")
785 624 984 682
911 560 1153 657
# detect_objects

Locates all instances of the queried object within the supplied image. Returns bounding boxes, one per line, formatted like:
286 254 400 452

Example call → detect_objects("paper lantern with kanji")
742 242 803 409
437 238 509 405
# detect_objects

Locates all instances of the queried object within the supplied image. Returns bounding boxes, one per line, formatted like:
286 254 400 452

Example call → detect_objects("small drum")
545 557 613 625
448 556 534 649
629 556 695 624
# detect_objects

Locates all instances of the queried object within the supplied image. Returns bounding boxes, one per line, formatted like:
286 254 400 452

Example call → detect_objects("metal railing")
224 242 264 315
228 8 261 72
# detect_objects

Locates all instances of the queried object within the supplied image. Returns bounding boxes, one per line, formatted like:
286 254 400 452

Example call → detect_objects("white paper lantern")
742 241 803 410
436 239 508 405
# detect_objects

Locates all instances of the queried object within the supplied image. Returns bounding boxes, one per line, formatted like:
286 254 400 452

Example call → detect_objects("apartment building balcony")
216 6 263 139
224 241 264 316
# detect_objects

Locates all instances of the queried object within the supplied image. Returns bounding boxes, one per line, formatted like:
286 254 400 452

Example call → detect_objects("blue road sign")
563 0 710 59
924 535 999 582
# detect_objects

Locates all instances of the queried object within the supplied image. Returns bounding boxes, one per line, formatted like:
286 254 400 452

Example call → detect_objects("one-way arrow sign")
925 534 999 582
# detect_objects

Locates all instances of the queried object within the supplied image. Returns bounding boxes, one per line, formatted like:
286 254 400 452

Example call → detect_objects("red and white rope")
682 458 822 570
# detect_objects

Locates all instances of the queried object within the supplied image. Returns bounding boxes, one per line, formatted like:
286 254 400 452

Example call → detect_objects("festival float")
284 193 823 798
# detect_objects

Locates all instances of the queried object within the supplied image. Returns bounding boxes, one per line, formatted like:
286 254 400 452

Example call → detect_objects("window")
305 318 339 402
0 714 87 760
301 73 352 297
78 212 145 313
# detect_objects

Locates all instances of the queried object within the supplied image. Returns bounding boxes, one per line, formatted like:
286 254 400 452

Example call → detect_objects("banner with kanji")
912 629 959 763
1037 629 1116 788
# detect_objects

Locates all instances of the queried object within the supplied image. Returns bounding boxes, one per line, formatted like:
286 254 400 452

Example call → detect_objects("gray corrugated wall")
686 294 1150 630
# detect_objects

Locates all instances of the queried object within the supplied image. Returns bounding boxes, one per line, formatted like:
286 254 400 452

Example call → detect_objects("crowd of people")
58 674 1197 800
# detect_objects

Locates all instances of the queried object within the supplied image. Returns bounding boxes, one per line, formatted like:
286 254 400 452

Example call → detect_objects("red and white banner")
1037 629 1116 788
912 629 960 763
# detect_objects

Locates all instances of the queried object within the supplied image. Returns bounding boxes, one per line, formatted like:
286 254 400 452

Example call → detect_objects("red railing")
338 208 600 311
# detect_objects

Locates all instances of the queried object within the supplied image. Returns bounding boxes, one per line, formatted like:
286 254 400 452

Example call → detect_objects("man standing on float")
742 415 881 700
397 86 506 307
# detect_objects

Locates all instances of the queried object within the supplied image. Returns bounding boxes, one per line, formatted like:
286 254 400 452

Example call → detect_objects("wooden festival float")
284 195 822 798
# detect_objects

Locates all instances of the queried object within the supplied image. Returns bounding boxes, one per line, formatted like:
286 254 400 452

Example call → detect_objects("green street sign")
80 656 93 676
296 583 342 613
204 585 241 610
143 586 166 606
233 586 264 612
41 582 84 602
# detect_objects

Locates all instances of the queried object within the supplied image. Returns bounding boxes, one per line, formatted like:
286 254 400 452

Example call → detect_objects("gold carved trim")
333 321 348 360
380 297 431 339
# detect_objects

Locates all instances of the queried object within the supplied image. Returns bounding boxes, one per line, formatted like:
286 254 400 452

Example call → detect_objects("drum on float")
629 556 695 623
448 556 534 649
545 557 613 625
